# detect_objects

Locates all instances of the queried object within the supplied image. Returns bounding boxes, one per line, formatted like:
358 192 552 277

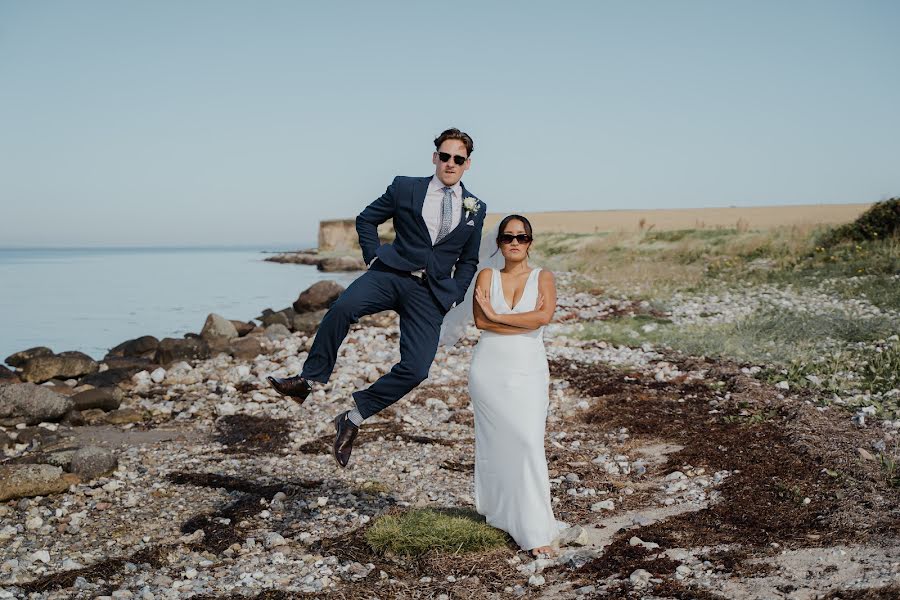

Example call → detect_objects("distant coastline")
0 244 312 252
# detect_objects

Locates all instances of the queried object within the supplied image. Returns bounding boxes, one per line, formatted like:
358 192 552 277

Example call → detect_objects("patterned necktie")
435 186 453 243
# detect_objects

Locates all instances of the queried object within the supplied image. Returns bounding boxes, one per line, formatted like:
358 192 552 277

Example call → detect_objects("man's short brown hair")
434 128 474 157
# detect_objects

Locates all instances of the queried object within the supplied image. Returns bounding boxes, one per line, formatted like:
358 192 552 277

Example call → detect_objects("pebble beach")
2 265 899 599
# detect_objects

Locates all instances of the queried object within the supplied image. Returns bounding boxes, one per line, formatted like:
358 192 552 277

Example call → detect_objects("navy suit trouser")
300 261 446 419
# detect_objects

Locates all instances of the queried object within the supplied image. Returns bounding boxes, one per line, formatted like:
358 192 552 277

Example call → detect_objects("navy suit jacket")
356 176 487 312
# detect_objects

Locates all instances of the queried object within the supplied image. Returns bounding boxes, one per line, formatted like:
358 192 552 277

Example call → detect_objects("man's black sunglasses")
438 152 467 166
499 233 533 244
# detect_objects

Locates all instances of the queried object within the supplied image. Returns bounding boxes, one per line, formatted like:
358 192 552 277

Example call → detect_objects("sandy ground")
482 203 872 233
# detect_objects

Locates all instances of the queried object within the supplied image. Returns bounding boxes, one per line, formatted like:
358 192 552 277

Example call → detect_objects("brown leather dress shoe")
266 375 313 403
333 411 359 468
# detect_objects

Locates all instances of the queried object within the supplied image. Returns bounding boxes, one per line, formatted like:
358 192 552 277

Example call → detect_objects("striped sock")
347 407 365 427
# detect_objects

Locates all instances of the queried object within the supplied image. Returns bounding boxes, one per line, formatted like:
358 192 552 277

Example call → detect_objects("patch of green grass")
722 409 777 425
715 235 899 302
863 341 900 394
825 275 900 313
354 480 392 495
572 315 673 347
881 448 900 488
579 308 897 362
364 508 509 557
533 233 598 257
576 309 899 408
536 221 898 303
534 226 824 298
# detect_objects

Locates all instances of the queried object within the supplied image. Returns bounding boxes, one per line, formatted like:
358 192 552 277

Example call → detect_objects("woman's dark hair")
496 214 534 256
434 128 474 157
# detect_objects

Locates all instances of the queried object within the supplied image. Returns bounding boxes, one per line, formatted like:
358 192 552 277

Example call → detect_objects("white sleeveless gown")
468 267 558 550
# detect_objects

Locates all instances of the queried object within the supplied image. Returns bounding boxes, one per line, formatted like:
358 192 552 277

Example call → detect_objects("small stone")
857 448 876 461
425 398 448 411
104 408 145 425
559 525 590 546
527 574 545 586
629 568 651 588
591 500 615 512
629 536 659 550
69 446 118 481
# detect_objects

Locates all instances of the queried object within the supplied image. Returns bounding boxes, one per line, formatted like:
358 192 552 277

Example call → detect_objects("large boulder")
0 383 73 425
102 356 156 370
317 256 366 272
69 446 118 480
260 310 292 329
21 354 99 384
39 382 80 397
106 336 159 359
155 338 210 366
229 320 255 337
71 387 122 412
201 313 239 340
0 464 79 501
228 336 263 360
206 336 232 356
5 346 53 368
292 309 328 335
264 324 292 340
104 407 146 425
81 359 151 387
57 350 95 362
293 281 345 313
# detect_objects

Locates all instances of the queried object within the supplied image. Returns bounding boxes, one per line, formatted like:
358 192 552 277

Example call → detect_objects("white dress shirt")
422 175 463 244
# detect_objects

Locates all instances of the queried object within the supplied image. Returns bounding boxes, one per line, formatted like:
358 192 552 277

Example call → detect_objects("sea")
0 246 361 363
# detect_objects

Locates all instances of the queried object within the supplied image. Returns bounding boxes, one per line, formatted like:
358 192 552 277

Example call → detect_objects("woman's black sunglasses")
438 152 467 166
498 233 533 244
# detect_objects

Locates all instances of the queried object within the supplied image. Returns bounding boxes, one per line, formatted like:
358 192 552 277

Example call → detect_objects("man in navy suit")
268 128 486 467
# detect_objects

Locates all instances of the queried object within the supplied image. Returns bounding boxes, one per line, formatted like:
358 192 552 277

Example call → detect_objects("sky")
1 1 898 248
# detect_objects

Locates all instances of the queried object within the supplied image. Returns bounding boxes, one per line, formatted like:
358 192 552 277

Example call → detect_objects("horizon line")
0 243 314 251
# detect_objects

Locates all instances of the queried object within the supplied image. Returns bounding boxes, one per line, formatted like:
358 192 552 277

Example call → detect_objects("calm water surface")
0 246 359 361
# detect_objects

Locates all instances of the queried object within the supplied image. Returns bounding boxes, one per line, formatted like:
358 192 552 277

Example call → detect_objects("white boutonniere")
463 196 481 218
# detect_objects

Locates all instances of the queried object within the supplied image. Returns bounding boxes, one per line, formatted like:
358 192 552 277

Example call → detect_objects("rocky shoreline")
263 250 366 273
2 273 899 599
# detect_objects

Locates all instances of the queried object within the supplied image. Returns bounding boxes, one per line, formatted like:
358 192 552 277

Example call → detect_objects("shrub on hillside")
820 198 900 246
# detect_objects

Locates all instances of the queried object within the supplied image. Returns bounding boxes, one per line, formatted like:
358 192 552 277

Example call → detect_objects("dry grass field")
485 202 872 234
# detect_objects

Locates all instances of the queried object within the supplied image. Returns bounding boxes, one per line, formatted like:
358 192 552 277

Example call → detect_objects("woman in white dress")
468 214 558 557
